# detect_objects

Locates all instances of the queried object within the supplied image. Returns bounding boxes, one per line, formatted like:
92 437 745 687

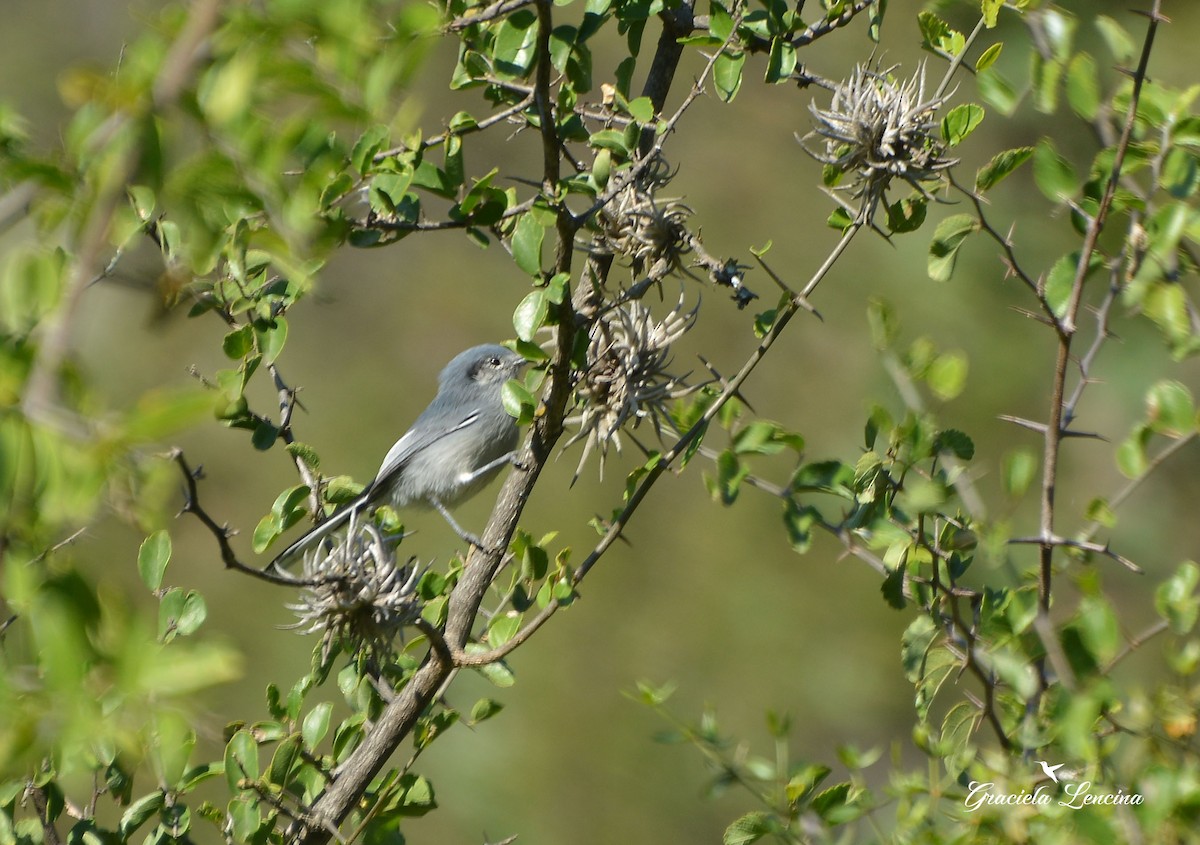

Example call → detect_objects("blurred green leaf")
1095 14 1135 63
1146 380 1195 436
1033 139 1077 202
1002 448 1038 498
1155 561 1200 635
1066 53 1100 120
926 353 968 401
138 530 171 592
470 698 505 724
724 811 773 845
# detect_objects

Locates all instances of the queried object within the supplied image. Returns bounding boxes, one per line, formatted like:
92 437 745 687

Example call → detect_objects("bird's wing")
266 408 482 574
363 409 482 501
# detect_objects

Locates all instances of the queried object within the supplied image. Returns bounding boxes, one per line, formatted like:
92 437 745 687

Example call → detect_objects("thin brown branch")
1009 535 1141 573
447 0 537 32
171 450 312 587
1035 0 1163 688
373 92 537 161
1103 619 1170 673
362 196 537 233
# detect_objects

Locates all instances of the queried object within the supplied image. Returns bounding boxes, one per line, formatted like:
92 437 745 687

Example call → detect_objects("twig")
374 93 537 161
269 364 323 521
1009 535 1141 573
171 449 313 587
1033 0 1163 698
447 0 538 32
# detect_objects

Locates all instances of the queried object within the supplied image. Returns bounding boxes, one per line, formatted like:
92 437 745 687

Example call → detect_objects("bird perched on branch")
268 344 526 574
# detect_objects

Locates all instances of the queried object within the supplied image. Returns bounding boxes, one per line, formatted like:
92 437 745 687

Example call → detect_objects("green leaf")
1030 53 1062 114
222 325 255 359
782 500 818 554
1076 596 1120 665
1155 561 1200 635
901 615 937 683
811 783 853 822
119 792 165 839
1116 424 1150 478
1086 497 1116 528
511 214 545 277
470 698 505 724
724 811 774 845
1146 380 1195 436
765 38 796 84
1095 15 1134 63
713 449 748 505
1066 53 1100 120
1002 448 1037 498
927 353 968 401
175 591 207 636
977 67 1019 116
512 289 548 341
981 0 1003 27
1032 139 1077 202
224 730 258 792
625 96 655 123
714 51 745 102
917 12 965 56
927 214 977 282
934 429 974 460
255 317 288 364
975 42 1002 72
268 735 302 786
940 103 984 147
351 125 389 175
1160 148 1200 199
138 530 171 592
982 646 1038 699
494 10 539 78
886 196 927 233
488 612 523 646
881 562 906 610
868 0 886 42
975 146 1033 192
501 379 537 424
1041 8 1077 61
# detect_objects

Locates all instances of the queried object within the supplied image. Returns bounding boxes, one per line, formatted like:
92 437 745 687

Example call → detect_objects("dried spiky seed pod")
565 294 699 478
801 62 957 221
285 513 422 659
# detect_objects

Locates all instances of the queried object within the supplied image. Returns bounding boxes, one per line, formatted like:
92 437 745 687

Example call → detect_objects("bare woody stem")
1036 2 1163 625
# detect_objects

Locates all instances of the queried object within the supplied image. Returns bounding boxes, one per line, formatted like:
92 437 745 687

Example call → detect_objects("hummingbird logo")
1037 760 1066 783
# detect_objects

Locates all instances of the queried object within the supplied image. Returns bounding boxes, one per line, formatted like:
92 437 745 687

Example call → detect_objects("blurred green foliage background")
3 0 1200 841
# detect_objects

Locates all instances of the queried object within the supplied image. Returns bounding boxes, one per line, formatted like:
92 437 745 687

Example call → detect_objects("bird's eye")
488 356 502 367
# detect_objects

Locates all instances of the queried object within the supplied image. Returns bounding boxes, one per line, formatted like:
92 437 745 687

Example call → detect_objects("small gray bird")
269 344 525 571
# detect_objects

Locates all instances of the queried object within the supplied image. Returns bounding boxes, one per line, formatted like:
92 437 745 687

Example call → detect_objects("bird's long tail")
265 495 367 577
